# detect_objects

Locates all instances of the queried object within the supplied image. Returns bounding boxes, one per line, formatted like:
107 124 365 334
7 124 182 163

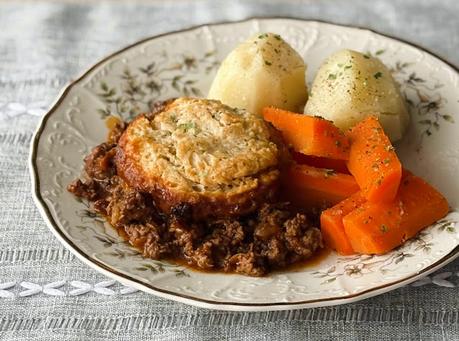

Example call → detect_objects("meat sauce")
67 116 323 276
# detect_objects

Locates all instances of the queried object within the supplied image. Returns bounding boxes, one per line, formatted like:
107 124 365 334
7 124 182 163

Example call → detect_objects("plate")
30 18 459 311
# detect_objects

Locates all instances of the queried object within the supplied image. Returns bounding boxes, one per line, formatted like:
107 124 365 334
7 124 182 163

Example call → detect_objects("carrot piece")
263 107 350 160
346 116 402 203
292 152 350 174
281 164 359 209
399 174 449 239
320 192 366 255
343 174 449 254
343 201 401 255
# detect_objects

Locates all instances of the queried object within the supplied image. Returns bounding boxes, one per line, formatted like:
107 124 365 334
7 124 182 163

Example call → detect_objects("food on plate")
320 192 366 255
343 173 449 254
281 164 359 209
115 97 281 220
208 33 308 115
68 98 322 276
304 49 410 142
68 31 450 276
279 116 448 255
265 112 448 255
346 115 402 203
263 107 350 160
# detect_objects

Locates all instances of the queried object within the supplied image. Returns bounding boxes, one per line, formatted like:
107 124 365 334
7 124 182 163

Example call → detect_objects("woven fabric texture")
0 1 458 340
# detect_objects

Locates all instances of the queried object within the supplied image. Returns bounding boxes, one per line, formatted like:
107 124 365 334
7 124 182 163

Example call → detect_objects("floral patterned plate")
30 18 459 311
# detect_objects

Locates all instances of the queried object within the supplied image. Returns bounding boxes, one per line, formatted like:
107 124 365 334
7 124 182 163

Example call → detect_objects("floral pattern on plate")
30 18 459 311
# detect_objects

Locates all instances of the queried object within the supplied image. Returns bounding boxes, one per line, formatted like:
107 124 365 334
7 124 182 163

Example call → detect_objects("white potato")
208 33 308 115
304 49 409 141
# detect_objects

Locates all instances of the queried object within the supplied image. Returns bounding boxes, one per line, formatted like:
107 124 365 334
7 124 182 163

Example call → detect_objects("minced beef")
68 121 322 276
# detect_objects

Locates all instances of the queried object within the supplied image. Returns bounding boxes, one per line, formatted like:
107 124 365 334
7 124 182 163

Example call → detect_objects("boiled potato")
208 33 308 115
304 49 409 141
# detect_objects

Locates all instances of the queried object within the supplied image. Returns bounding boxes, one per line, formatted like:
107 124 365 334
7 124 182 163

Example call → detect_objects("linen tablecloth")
1 1 458 340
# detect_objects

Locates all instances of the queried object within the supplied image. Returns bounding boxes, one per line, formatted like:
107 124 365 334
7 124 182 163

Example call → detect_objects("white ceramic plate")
30 18 459 311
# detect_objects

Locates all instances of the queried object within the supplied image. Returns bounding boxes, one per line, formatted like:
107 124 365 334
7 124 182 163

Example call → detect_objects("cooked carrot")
346 116 402 203
281 164 359 209
343 174 449 254
320 192 365 255
263 107 350 160
399 174 449 239
292 152 350 174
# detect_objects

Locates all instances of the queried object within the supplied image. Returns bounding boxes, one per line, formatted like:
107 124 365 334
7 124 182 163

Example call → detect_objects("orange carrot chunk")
281 164 359 209
346 116 402 203
320 192 366 255
263 107 350 160
343 174 449 254
292 152 350 174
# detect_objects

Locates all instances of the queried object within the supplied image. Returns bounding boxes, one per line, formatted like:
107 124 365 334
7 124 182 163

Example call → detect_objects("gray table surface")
1 1 458 340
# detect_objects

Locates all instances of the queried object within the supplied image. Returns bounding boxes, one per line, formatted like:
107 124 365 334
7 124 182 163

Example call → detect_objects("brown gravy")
105 115 122 130
281 246 331 272
163 246 331 275
67 114 324 276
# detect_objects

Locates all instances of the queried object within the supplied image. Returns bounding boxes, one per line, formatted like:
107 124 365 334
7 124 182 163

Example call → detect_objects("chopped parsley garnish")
374 72 383 79
344 65 352 70
264 60 272 66
328 73 337 80
383 158 390 164
178 122 197 132
363 54 370 59
380 224 389 233
258 33 268 39
274 34 281 40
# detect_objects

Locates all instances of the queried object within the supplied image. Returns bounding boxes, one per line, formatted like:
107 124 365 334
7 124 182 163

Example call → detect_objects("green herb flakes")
178 122 197 132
